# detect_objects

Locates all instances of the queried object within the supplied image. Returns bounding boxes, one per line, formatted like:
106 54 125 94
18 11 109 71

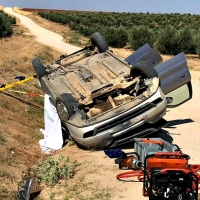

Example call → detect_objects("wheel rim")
56 101 69 123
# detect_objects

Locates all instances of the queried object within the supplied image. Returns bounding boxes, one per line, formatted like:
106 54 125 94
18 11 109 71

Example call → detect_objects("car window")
165 82 192 108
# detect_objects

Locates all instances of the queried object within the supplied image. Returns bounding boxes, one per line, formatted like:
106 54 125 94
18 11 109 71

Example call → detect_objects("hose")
188 164 200 189
116 169 144 181
116 164 200 189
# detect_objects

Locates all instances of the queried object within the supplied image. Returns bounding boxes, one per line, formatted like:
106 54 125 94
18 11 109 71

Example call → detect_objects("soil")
1 7 200 200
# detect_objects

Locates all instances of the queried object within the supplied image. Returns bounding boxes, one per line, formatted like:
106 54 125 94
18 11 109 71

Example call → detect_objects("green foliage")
129 26 154 50
156 26 196 55
176 27 196 54
156 27 180 55
104 27 128 48
0 11 15 38
38 10 200 54
7 14 16 25
31 155 75 186
194 34 200 57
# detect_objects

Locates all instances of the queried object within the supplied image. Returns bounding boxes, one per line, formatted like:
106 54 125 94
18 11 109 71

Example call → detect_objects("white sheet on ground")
39 94 63 153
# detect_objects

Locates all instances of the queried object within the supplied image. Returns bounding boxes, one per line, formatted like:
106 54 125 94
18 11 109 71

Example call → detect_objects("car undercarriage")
32 32 192 148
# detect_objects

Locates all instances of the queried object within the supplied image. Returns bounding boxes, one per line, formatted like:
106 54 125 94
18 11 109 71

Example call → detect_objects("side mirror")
166 97 173 104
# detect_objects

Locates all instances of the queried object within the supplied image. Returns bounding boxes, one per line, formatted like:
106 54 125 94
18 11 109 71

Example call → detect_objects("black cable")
1 92 44 110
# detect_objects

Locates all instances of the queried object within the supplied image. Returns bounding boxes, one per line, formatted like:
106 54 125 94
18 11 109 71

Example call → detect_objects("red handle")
141 139 164 146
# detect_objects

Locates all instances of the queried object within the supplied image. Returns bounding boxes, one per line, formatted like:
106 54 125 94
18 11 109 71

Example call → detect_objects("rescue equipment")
105 138 200 200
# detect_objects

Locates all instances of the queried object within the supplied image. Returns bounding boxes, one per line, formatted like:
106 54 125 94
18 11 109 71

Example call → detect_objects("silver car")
32 32 192 148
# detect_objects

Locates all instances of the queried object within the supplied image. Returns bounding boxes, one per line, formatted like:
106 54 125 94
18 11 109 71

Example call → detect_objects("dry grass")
0 19 62 200
13 7 32 16
0 24 60 84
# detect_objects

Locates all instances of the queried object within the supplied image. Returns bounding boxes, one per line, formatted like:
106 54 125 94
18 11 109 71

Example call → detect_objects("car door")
125 43 163 67
124 44 192 108
154 52 192 107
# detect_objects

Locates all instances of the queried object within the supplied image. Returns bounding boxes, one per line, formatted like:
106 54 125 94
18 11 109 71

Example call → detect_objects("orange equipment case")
147 156 188 171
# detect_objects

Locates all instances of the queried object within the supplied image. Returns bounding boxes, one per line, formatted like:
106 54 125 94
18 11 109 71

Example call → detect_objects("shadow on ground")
165 118 194 128
117 118 195 150
118 129 173 150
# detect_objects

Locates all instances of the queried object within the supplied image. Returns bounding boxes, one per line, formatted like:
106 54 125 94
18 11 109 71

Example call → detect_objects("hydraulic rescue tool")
105 138 200 200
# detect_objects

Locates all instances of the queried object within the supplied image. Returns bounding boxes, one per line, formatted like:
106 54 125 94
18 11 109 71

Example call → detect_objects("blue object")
104 149 126 158
15 76 26 81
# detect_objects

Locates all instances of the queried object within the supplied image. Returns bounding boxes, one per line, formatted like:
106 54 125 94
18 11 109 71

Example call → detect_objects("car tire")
130 61 158 79
32 57 48 83
16 177 33 200
56 93 77 123
90 32 108 53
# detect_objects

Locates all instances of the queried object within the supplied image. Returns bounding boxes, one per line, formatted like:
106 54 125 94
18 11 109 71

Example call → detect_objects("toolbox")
134 138 179 163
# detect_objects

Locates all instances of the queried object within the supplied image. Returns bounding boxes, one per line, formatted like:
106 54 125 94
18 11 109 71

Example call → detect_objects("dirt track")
4 7 80 54
3 7 200 200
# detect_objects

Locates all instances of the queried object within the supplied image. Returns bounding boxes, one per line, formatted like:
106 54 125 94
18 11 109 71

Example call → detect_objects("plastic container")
134 138 177 163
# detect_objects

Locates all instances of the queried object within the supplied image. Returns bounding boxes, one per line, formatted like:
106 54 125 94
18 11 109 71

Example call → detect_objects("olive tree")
128 26 154 50
155 27 180 55
104 27 128 48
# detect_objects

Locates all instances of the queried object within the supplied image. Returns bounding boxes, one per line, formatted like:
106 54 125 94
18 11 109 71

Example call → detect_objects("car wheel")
56 93 77 123
90 32 108 53
32 57 48 83
16 177 33 200
130 61 158 79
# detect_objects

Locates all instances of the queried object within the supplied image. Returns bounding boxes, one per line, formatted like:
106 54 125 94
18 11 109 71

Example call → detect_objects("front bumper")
109 117 168 147
70 116 167 148
66 88 167 148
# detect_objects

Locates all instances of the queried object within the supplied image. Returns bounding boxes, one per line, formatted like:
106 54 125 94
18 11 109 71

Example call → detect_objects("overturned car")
32 32 192 148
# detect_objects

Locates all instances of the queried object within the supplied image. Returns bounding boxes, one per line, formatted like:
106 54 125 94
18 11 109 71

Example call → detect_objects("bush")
194 34 200 57
0 11 15 38
128 26 154 50
177 27 196 54
156 26 196 55
31 155 75 186
38 10 200 55
104 27 128 48
155 27 180 55
8 15 16 25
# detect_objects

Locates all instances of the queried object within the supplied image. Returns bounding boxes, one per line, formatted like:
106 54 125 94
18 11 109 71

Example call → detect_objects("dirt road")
3 7 200 200
4 7 81 54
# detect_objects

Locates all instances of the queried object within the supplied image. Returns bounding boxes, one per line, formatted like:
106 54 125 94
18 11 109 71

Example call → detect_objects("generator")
143 152 198 200
105 138 200 200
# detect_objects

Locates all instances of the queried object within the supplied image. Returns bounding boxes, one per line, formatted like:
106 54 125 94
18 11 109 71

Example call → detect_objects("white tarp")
39 94 63 153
